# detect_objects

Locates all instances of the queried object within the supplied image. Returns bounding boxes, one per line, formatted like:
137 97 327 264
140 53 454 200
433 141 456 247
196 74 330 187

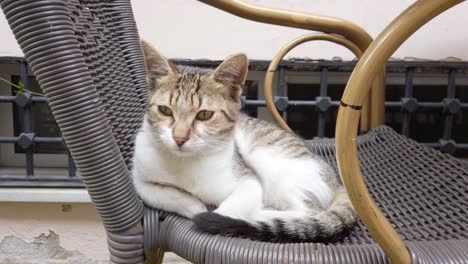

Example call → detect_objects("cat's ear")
141 40 177 89
212 53 248 102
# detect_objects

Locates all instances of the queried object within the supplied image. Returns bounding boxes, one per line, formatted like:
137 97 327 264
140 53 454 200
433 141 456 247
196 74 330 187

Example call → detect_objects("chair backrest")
0 0 147 232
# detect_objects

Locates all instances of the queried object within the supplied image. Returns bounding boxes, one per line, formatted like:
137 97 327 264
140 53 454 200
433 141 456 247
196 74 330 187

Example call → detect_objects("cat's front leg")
213 177 262 221
134 179 208 219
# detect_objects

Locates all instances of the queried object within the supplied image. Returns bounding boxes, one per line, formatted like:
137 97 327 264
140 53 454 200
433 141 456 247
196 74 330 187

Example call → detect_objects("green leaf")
18 81 26 92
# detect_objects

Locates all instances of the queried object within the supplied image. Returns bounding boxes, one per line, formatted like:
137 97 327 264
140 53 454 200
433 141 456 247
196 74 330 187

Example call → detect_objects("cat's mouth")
171 148 197 158
170 144 195 155
176 146 186 151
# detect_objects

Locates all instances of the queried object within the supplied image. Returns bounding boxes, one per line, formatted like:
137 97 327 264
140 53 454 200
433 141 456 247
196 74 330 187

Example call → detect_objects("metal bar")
0 137 17 143
290 100 341 106
243 100 266 106
318 67 328 137
443 115 454 140
4 95 459 109
402 68 414 137
447 69 457 98
0 95 47 103
68 151 77 177
386 61 468 69
411 143 468 149
317 118 326 137
384 101 468 108
278 66 286 118
33 137 64 144
457 144 468 149
404 68 414 97
0 181 84 188
278 66 286 96
443 69 456 140
319 67 328 97
421 143 439 148
0 136 65 144
0 56 25 63
6 97 460 109
384 102 402 107
249 100 466 108
19 61 34 176
243 99 341 107
171 59 468 71
37 52 442 73
0 96 16 102
0 175 82 182
31 96 47 103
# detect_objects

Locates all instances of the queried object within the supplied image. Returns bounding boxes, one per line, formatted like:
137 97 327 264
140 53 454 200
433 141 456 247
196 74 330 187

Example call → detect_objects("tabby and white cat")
132 41 357 243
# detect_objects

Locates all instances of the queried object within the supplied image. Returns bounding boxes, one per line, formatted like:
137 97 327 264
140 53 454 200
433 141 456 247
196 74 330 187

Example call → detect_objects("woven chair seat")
145 125 468 263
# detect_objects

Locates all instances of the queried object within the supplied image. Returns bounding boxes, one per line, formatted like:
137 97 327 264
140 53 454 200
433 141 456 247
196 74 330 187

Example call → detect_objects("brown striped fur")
142 41 246 147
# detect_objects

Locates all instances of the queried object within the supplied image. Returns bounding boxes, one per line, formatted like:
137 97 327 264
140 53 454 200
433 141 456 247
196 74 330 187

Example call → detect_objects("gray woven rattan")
1 0 146 263
1 0 467 263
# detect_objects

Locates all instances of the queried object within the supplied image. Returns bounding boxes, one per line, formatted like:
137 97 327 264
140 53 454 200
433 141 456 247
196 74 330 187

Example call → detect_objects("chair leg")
144 207 165 263
145 248 165 264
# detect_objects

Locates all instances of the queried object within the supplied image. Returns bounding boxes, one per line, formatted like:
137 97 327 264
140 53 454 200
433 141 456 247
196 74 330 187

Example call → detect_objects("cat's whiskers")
150 136 170 152
202 141 226 152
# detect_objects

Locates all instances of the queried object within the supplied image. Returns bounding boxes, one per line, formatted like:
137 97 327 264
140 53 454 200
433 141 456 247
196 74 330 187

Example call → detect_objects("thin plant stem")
0 76 20 89
0 76 45 96
21 90 44 97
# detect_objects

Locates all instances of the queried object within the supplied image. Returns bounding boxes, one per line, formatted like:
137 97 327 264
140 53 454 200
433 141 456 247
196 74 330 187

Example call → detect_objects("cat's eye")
196 110 214 121
158 105 173 116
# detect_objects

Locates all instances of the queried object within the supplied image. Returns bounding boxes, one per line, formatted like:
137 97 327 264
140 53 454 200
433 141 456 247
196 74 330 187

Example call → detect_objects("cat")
131 41 357 243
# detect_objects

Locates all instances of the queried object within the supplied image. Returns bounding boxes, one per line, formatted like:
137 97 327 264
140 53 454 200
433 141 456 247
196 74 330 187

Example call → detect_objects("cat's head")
142 41 248 156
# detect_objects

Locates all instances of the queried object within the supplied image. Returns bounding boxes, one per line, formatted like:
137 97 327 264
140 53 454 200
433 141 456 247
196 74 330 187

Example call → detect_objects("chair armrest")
199 0 385 128
335 0 463 263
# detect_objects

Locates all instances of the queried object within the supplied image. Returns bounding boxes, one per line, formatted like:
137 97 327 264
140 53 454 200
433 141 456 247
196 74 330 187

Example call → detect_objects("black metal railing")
0 57 80 187
1 57 467 187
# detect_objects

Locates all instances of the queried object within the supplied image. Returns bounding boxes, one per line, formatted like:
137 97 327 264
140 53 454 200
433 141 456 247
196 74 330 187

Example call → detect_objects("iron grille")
1 57 467 187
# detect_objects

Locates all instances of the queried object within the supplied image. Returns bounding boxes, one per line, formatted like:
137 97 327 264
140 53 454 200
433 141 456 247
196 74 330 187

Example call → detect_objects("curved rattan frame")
335 0 465 263
199 0 385 130
263 33 368 132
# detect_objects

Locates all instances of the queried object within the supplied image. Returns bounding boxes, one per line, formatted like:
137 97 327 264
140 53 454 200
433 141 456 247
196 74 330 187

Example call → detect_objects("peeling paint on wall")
0 203 110 262
0 231 107 264
0 203 190 264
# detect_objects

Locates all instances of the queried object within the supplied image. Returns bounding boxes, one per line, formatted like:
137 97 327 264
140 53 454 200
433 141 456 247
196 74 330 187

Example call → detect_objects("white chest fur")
132 129 238 205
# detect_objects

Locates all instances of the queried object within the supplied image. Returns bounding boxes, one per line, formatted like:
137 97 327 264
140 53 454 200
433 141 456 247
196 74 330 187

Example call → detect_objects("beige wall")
1 1 467 60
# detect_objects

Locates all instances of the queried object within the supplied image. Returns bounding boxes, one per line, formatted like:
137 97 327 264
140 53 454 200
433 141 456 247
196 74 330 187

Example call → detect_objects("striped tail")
192 187 357 243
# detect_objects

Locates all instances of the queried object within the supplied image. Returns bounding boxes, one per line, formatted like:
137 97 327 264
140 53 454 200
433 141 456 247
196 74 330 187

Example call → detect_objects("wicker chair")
1 0 466 263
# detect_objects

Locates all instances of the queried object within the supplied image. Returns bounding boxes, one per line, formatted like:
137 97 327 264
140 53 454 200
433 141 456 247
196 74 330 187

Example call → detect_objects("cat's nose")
173 136 188 147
